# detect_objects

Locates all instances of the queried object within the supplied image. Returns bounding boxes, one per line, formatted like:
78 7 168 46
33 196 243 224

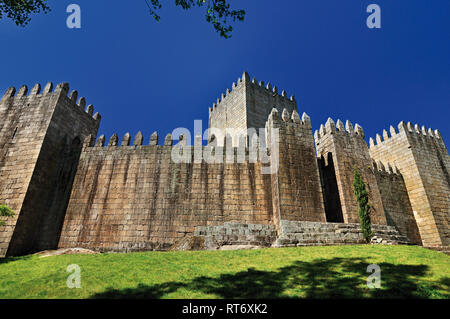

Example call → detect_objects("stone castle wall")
373 164 421 244
267 108 326 233
369 122 450 246
0 84 54 256
314 118 387 225
0 83 99 256
58 136 275 252
57 106 327 252
0 73 448 256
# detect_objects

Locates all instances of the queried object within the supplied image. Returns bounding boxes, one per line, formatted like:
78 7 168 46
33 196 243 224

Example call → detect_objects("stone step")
192 222 278 249
281 221 403 232
280 228 403 237
274 220 411 247
279 233 353 239
195 229 277 237
195 222 275 234
188 221 411 250
282 230 363 235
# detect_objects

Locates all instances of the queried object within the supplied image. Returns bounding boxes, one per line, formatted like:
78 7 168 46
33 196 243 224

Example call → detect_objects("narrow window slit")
11 127 18 140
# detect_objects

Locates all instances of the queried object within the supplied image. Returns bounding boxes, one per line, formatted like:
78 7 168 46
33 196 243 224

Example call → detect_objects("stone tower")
209 72 297 145
0 83 100 257
266 108 327 232
314 118 387 225
369 122 450 247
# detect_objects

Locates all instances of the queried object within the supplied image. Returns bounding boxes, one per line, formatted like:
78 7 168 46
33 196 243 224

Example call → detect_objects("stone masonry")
369 122 449 246
315 118 387 225
209 72 297 146
0 83 99 256
0 72 448 256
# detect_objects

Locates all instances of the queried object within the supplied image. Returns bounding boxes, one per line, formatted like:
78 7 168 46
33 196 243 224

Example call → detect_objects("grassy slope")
0 245 448 299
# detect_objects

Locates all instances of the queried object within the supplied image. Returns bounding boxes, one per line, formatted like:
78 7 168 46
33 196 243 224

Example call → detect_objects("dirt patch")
169 235 220 251
219 245 263 251
35 248 100 258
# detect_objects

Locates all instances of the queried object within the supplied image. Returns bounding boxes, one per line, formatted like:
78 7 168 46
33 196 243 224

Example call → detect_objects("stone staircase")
273 220 410 247
194 222 278 249
171 220 411 251
170 222 278 251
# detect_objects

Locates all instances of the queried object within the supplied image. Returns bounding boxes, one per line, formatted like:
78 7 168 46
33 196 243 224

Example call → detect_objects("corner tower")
0 83 100 256
369 122 450 247
314 118 387 225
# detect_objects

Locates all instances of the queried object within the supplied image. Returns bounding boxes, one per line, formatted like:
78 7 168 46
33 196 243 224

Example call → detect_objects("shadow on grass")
0 254 33 265
91 257 447 299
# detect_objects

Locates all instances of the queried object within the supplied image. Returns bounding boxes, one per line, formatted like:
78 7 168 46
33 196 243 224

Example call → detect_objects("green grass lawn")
0 245 448 299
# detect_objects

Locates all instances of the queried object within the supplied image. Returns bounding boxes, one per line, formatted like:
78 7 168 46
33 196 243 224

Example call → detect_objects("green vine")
353 168 373 243
0 204 15 226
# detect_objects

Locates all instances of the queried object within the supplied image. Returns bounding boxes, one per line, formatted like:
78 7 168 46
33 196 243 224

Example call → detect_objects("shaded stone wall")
266 108 326 228
58 139 274 252
373 165 421 244
314 118 387 225
0 85 54 256
58 106 325 252
369 122 450 246
0 83 99 256
318 153 344 223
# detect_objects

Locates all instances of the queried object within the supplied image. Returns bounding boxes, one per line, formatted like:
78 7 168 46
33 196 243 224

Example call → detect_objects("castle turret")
369 122 450 247
266 108 326 233
0 83 100 256
314 119 387 225
371 160 422 244
209 71 297 146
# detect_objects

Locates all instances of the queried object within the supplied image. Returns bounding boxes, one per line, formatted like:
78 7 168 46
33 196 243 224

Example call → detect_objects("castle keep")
0 72 448 257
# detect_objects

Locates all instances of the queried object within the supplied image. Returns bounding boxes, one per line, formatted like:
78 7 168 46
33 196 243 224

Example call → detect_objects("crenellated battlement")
314 118 365 145
209 72 298 146
266 107 311 130
209 71 295 118
209 72 244 116
84 129 276 165
247 72 296 103
369 121 444 150
0 82 100 122
371 159 400 176
83 106 314 174
209 72 247 117
90 131 175 148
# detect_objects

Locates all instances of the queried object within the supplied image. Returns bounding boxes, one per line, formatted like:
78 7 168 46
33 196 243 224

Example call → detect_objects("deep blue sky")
1 0 449 145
